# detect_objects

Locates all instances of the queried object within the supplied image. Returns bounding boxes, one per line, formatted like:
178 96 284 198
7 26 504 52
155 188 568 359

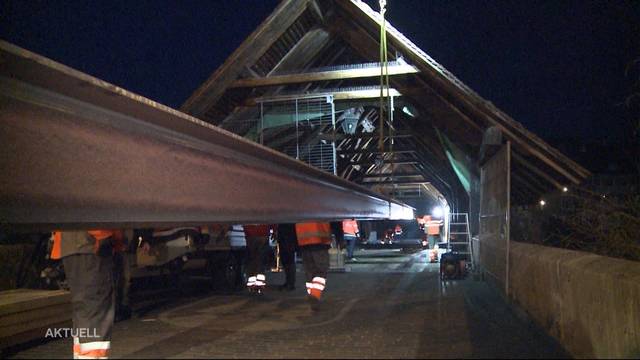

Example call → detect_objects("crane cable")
378 0 393 194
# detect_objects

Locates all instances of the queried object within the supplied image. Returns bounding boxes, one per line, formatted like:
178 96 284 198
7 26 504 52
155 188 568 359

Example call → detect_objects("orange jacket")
342 220 359 236
295 222 332 247
425 217 442 235
51 230 124 260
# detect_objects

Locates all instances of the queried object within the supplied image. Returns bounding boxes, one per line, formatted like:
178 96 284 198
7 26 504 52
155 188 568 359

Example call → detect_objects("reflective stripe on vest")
229 225 246 247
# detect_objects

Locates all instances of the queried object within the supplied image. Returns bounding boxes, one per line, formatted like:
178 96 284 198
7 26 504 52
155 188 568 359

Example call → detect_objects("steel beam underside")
0 43 414 230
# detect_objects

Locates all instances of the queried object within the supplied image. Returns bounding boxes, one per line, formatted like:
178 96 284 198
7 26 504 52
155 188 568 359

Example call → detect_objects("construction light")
562 187 568 192
539 200 546 207
432 206 443 218
402 106 415 117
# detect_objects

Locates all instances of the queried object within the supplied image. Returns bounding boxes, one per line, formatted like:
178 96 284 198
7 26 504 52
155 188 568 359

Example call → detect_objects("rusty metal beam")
0 42 414 230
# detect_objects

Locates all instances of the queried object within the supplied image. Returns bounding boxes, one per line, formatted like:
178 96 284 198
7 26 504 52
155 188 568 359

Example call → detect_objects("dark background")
2 0 639 160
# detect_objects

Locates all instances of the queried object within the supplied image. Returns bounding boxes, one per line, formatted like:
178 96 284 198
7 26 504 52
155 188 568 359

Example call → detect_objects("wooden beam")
217 28 331 128
269 28 331 75
230 63 418 88
181 0 311 117
309 0 324 23
248 88 402 105
512 152 564 190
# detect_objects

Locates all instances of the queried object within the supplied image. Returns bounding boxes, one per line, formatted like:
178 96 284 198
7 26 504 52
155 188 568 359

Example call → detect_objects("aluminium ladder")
447 212 474 268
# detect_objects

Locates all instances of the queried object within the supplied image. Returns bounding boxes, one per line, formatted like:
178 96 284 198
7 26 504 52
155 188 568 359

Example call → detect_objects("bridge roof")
180 0 589 205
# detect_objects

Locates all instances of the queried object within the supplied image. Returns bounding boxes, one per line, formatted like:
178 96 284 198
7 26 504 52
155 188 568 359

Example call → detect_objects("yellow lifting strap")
378 0 394 194
378 0 390 154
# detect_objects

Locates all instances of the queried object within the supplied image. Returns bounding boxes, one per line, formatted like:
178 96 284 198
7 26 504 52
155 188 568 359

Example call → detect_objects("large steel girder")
0 42 413 230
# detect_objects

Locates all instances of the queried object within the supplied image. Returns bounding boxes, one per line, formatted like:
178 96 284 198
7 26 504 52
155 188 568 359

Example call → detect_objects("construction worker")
382 228 395 244
425 215 443 248
51 230 125 359
342 219 359 261
295 222 332 309
243 224 273 294
112 230 132 322
276 223 297 291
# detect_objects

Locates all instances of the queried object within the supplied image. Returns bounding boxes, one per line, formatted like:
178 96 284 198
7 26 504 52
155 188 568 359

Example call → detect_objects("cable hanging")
377 0 394 195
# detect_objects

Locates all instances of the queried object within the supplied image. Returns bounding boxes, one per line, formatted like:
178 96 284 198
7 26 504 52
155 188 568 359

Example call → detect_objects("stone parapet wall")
509 241 640 358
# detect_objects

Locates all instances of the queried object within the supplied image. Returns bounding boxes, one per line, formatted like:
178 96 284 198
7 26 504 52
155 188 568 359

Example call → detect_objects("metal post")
330 95 337 175
295 99 299 160
260 102 264 145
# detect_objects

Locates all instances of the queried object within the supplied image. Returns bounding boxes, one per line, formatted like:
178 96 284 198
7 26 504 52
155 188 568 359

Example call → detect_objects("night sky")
2 0 639 144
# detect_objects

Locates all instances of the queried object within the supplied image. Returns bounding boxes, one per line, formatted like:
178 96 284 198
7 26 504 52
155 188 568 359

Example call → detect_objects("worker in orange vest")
51 230 125 359
342 219 359 261
295 222 332 310
425 215 443 248
243 224 274 295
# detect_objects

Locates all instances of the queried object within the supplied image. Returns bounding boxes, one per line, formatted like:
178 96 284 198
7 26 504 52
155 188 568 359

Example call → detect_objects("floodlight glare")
432 206 443 217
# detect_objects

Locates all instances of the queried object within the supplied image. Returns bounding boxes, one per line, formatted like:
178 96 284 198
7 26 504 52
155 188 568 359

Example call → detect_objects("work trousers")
344 234 357 259
245 236 268 278
112 252 131 311
300 245 329 290
63 253 114 358
428 234 439 248
279 242 296 287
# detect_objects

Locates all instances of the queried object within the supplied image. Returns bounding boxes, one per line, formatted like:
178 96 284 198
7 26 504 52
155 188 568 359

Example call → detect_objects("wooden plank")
1 302 70 328
0 289 70 317
0 312 71 338
181 0 311 117
230 63 418 88
0 319 71 350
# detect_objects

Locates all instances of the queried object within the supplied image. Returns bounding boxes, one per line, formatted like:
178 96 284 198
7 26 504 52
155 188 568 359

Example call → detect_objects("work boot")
307 295 321 311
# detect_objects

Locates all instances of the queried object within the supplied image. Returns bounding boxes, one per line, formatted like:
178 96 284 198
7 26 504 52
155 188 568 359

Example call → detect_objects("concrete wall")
509 241 640 358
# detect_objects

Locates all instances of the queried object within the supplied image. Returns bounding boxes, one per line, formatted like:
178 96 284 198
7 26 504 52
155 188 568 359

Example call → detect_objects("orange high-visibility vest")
295 222 332 247
342 220 359 236
426 218 441 235
51 230 124 260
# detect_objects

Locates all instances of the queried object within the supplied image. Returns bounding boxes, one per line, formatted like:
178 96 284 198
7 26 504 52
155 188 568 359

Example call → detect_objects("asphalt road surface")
9 247 568 359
